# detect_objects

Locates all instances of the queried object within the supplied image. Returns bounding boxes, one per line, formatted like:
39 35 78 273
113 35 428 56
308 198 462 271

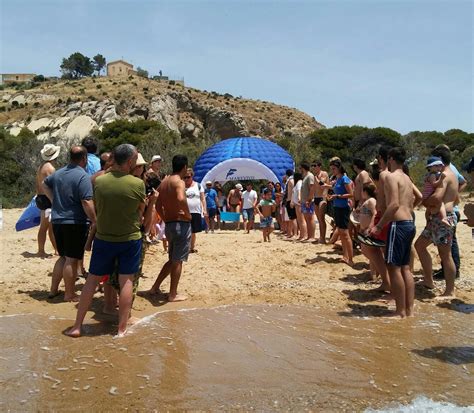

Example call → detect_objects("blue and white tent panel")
193 137 294 184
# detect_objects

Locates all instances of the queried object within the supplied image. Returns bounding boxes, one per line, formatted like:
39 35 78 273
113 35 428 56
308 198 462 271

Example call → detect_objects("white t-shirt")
242 189 258 209
291 181 302 205
185 181 204 214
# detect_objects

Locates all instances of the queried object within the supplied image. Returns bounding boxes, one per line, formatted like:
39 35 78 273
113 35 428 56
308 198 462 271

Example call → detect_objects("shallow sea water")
1 304 473 411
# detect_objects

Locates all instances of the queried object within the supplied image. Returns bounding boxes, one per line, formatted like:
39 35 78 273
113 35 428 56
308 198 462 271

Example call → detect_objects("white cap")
205 180 212 185
151 155 162 162
235 183 243 190
40 144 61 161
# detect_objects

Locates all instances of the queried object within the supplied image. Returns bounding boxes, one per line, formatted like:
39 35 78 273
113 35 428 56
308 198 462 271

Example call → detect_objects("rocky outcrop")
0 77 324 143
149 95 179 132
65 115 98 140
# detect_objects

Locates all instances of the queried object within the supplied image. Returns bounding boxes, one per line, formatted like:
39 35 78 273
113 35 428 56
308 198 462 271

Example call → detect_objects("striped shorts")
385 220 416 266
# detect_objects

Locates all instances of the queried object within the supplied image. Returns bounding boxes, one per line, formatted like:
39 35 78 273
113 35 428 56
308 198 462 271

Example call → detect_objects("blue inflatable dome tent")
193 137 295 185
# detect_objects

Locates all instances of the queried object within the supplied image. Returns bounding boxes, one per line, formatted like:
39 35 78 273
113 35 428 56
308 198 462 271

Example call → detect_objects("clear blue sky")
1 0 472 134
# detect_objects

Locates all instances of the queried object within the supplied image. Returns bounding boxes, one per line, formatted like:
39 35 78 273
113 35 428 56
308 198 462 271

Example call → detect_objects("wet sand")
1 305 473 411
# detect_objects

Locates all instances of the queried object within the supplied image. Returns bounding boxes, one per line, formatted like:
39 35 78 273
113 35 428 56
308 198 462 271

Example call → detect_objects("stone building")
0 73 36 84
106 60 137 77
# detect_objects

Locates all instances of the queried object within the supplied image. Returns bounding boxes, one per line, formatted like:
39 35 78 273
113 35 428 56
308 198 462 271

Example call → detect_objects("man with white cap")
148 155 162 175
35 143 60 257
204 180 219 233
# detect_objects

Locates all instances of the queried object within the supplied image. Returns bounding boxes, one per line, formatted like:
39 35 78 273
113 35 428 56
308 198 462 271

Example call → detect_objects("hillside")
0 76 324 142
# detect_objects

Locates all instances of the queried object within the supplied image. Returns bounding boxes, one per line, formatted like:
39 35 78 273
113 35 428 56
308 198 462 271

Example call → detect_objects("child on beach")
422 156 449 226
155 214 168 252
357 183 378 280
257 189 276 242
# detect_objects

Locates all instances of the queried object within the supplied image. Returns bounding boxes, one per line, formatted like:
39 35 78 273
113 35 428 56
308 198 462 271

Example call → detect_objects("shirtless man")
311 161 329 243
370 147 416 318
36 144 60 256
415 146 459 298
367 147 391 293
352 158 373 208
284 169 297 238
227 183 243 230
148 155 191 302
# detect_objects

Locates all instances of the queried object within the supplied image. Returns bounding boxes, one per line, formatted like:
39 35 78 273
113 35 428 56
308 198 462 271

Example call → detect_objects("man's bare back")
156 174 191 223
36 162 55 194
385 170 414 221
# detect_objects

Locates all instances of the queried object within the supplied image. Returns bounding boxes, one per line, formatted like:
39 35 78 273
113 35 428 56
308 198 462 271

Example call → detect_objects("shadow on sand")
412 346 474 365
338 303 393 318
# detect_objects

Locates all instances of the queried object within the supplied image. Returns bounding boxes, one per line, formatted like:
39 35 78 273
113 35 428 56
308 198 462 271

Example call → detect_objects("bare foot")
65 327 81 338
64 295 80 303
435 294 456 301
127 316 141 326
342 257 354 267
115 329 127 338
168 294 187 302
37 251 52 258
382 312 406 319
48 291 61 299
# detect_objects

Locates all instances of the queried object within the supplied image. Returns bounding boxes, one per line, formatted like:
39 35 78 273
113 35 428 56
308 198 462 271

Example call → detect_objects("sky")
1 0 472 134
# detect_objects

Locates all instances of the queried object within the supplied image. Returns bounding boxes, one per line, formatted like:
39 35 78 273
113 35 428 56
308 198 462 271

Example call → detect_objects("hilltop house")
1 73 36 85
106 60 137 77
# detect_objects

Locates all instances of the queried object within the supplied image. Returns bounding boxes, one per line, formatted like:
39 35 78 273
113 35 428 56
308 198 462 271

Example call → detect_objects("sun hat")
235 183 243 190
151 155 162 162
136 153 147 166
426 156 443 168
40 144 61 161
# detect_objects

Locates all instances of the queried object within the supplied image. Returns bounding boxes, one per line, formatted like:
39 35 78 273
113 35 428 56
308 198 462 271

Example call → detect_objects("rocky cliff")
0 76 324 142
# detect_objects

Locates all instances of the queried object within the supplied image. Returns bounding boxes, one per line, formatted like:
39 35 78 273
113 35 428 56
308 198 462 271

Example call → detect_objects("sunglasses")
184 176 191 179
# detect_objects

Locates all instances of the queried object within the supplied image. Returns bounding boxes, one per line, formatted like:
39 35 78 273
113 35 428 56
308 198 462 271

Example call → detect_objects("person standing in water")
370 147 416 318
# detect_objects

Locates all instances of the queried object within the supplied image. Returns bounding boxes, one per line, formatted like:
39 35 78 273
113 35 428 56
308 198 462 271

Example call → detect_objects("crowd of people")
33 136 474 336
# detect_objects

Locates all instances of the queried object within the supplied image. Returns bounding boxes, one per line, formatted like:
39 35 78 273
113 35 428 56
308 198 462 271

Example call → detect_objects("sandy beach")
1 207 473 320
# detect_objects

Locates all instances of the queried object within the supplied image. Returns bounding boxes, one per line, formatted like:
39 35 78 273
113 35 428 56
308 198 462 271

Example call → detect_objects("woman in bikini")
357 183 378 281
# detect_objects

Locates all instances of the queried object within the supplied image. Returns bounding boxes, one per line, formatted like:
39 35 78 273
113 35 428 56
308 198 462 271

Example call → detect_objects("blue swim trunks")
89 238 142 276
260 216 273 228
385 220 416 266
301 202 315 215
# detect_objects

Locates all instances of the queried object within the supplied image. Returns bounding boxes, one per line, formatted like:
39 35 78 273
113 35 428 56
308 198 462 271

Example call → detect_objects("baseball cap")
205 180 212 185
426 156 443 168
235 183 243 190
151 155 162 162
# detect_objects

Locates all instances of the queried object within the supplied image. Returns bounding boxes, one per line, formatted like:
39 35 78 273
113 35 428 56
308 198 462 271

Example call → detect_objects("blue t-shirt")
333 175 351 208
44 164 93 224
85 153 101 176
205 188 218 209
450 163 466 214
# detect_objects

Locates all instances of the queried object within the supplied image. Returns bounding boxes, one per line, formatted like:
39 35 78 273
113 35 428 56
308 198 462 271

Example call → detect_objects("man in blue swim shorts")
67 144 146 338
370 147 416 318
